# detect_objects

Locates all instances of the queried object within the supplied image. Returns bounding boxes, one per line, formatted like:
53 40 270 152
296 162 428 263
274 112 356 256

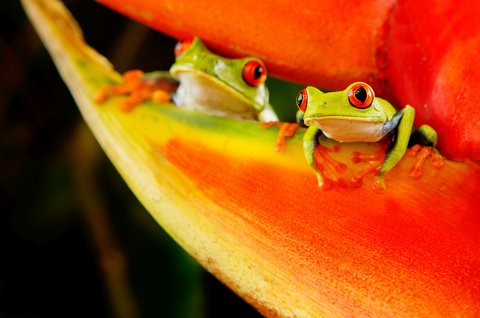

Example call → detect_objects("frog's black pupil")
296 92 303 107
354 86 367 103
253 66 263 79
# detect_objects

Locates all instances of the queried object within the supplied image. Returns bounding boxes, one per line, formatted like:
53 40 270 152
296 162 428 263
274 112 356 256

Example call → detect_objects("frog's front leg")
377 105 416 187
296 109 307 127
304 126 325 187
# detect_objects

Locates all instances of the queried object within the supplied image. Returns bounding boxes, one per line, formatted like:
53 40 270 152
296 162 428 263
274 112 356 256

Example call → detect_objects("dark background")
0 1 265 317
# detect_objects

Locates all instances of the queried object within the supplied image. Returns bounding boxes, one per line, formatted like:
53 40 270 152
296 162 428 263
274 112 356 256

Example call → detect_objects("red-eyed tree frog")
170 37 278 121
296 82 438 188
95 37 277 121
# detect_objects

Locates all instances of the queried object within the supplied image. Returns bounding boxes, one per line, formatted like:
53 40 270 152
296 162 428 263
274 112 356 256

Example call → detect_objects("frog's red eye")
174 38 193 56
243 60 267 87
296 89 308 112
348 82 375 109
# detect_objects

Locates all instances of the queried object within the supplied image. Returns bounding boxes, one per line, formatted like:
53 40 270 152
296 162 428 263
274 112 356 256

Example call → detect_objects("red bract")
96 0 480 160
385 0 480 160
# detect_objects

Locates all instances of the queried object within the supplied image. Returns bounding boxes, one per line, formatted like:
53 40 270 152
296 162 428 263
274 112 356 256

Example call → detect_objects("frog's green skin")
298 82 438 188
169 37 277 121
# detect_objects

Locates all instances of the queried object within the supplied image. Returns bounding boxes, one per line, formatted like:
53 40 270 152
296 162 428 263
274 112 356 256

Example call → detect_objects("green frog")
95 37 277 121
296 82 438 188
170 37 277 121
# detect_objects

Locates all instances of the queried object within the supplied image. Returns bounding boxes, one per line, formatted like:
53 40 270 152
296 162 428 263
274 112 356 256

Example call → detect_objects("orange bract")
24 0 480 316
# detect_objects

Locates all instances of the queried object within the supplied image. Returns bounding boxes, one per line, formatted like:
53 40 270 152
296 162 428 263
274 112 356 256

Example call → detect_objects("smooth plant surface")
22 0 480 317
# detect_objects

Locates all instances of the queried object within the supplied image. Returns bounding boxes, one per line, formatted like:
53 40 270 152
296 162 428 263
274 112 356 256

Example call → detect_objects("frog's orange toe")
261 122 300 152
93 87 108 104
152 90 170 104
407 145 444 179
349 141 388 189
371 178 387 194
312 144 348 189
94 70 174 111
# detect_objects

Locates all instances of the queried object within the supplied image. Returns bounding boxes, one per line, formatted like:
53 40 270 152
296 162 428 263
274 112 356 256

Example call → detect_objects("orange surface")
165 137 480 316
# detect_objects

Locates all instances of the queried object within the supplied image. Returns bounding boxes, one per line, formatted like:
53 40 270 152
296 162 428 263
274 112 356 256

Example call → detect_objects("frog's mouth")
170 66 262 120
305 116 387 142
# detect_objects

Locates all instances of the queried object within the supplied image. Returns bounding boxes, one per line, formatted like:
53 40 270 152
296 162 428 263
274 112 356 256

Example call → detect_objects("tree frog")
296 82 438 188
170 37 278 121
95 37 277 121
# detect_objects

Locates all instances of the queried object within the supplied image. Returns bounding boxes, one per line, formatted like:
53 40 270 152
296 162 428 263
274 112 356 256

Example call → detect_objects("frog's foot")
350 161 382 188
313 143 348 190
350 140 389 191
94 70 173 112
372 176 387 194
406 144 444 178
260 122 300 152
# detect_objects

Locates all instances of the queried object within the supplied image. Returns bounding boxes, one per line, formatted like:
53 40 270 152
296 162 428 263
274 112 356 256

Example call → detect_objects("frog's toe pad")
372 177 386 194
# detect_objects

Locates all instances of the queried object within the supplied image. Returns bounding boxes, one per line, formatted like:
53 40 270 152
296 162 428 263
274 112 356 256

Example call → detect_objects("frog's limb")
411 124 438 147
296 110 307 127
350 140 389 188
261 121 300 152
94 70 177 111
377 105 416 187
406 125 443 178
304 126 325 186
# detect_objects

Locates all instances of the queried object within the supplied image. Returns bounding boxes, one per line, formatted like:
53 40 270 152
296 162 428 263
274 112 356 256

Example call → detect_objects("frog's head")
170 37 269 119
296 82 397 142
297 82 396 124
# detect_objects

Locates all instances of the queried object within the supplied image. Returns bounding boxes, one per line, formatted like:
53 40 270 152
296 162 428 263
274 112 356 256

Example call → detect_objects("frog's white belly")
306 117 387 142
173 70 259 120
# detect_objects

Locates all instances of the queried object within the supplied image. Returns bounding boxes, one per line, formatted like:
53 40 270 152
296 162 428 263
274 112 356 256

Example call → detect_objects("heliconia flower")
96 0 480 160
23 0 480 317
